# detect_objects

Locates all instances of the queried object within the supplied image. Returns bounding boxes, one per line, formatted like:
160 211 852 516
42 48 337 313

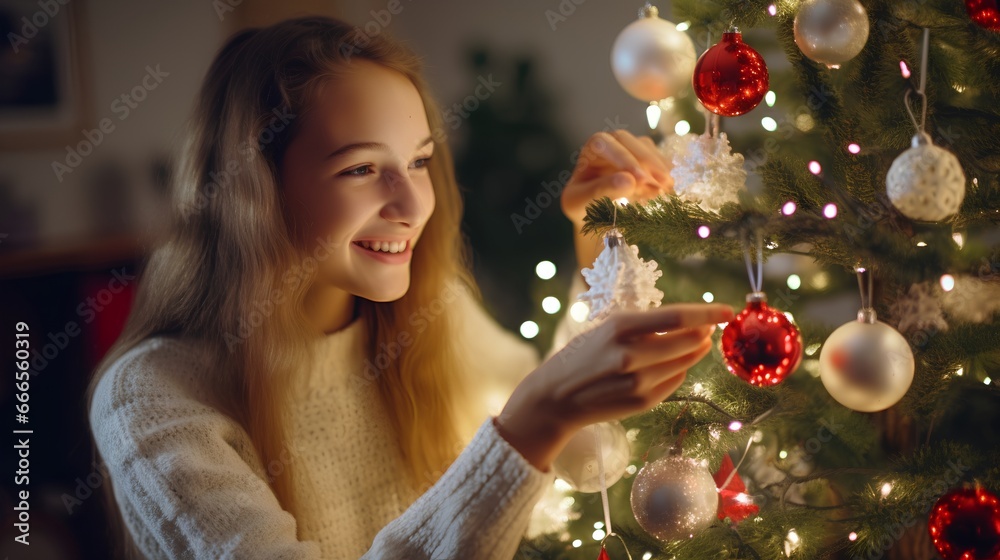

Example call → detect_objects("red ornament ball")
693 31 769 116
721 294 803 386
966 0 1000 31
928 486 1000 560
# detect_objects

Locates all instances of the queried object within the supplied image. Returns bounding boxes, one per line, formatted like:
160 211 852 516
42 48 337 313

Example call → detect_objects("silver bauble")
630 455 718 541
611 7 697 102
886 132 966 222
552 421 631 493
819 309 915 412
793 0 870 68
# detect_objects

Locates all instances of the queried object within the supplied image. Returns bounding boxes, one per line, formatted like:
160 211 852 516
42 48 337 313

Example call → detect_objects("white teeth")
357 240 406 253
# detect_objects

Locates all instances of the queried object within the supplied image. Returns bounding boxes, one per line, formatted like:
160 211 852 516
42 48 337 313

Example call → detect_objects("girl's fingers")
581 132 652 184
596 324 714 375
569 339 712 407
630 338 713 393
561 171 637 221
611 129 670 184
610 303 734 341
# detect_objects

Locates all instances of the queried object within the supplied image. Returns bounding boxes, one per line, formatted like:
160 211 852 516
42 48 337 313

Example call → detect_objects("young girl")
87 16 733 560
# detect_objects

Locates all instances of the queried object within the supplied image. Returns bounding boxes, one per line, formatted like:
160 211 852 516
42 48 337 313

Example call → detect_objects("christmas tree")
518 1 1000 559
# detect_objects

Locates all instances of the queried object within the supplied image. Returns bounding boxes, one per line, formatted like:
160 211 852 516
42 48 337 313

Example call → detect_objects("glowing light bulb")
881 482 893 498
849 532 858 542
729 420 743 431
808 160 822 174
676 21 691 31
779 450 788 459
953 233 964 248
572 539 582 548
787 274 801 290
940 274 955 292
646 103 661 129
823 203 838 219
785 528 801 557
916 241 928 247
697 225 710 238
900 60 911 79
768 4 777 16
765 90 776 106
542 296 561 314
782 201 797 215
520 321 539 339
703 292 714 303
569 301 589 323
761 117 778 131
535 260 556 280
848 143 861 154
956 367 964 376
675 119 691 135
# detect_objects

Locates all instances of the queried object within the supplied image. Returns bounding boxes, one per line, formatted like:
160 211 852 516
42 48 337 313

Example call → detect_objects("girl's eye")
341 165 372 177
411 155 433 169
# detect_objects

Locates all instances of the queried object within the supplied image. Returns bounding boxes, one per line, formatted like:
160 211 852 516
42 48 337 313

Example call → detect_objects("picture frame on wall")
0 0 90 150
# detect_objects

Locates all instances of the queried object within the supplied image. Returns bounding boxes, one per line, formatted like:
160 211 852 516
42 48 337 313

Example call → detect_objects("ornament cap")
604 228 624 248
639 2 658 18
912 131 932 147
746 291 767 303
857 307 878 324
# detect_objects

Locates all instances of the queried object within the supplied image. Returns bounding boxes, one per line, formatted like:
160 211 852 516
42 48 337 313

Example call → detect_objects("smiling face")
281 60 436 323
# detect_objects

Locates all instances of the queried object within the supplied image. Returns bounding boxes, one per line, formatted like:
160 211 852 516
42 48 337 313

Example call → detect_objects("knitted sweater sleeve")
90 337 556 560
89 338 322 560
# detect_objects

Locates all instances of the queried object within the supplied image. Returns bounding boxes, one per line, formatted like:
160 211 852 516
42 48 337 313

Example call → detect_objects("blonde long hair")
85 16 480 558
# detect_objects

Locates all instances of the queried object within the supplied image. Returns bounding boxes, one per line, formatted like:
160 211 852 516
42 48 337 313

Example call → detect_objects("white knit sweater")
90 276 591 559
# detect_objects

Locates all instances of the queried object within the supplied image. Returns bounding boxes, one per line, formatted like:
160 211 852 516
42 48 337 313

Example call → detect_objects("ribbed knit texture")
89 275 589 559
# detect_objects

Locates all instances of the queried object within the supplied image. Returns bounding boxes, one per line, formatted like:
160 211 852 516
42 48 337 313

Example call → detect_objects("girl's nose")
379 171 428 227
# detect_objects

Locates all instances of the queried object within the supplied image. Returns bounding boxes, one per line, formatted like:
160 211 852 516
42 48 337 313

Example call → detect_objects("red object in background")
721 295 803 386
713 453 759 523
596 547 610 560
80 270 136 369
966 0 1000 31
693 31 769 117
928 486 1000 560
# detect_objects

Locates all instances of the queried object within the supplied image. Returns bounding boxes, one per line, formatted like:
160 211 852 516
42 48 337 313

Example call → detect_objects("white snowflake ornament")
578 228 664 321
669 131 747 212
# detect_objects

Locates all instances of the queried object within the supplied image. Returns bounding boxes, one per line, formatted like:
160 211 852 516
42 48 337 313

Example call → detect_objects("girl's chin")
357 282 409 303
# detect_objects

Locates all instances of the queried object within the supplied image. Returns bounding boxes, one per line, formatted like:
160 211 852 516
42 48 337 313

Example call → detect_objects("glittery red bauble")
928 487 1000 560
966 0 1000 31
692 31 769 116
721 296 803 385
596 547 611 560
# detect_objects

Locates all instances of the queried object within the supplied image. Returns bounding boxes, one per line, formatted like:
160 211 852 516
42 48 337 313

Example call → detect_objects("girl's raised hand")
494 302 733 472
560 129 674 277
560 129 673 228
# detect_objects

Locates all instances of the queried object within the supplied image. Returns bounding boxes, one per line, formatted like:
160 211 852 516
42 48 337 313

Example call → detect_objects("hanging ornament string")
716 406 775 494
903 28 930 134
742 232 764 294
856 264 875 311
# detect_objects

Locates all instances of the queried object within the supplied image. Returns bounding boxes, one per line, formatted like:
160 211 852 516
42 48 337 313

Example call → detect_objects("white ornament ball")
819 309 915 412
630 455 718 541
887 132 966 221
611 9 697 102
793 0 870 68
552 421 631 493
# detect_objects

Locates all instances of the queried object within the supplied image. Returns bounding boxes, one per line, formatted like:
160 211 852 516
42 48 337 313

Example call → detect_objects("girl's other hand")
494 302 733 472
